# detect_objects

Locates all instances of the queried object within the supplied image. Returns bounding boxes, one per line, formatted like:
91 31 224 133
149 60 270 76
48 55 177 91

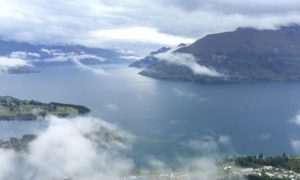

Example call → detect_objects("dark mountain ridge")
129 44 187 68
129 46 171 68
138 25 300 83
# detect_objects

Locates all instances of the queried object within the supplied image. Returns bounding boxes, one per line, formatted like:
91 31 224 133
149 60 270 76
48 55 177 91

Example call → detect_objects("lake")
0 64 300 166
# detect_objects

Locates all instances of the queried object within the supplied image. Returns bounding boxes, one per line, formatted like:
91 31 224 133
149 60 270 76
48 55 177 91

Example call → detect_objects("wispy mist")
291 139 300 153
155 51 223 77
291 110 300 126
40 51 110 76
0 115 241 179
0 116 133 180
184 135 232 155
72 56 109 76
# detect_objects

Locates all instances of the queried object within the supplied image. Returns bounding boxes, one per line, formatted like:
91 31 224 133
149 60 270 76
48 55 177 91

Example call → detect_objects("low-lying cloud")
1 50 109 75
173 88 198 98
185 135 232 154
0 116 134 180
129 156 225 179
291 139 300 153
291 110 300 126
0 149 15 180
257 133 272 141
105 104 119 111
0 115 241 179
0 56 32 73
39 51 109 76
155 51 223 77
41 50 106 63
290 111 300 153
72 56 109 76
178 157 219 179
172 87 206 102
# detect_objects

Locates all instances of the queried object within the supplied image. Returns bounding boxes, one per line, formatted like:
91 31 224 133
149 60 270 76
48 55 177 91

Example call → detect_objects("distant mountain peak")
177 43 187 48
150 47 171 55
137 25 300 84
129 46 172 68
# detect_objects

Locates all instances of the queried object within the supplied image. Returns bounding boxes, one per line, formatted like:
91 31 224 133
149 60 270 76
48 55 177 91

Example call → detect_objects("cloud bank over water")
0 115 239 179
40 52 110 76
72 56 109 76
155 51 223 77
184 135 232 154
0 50 110 76
0 116 134 180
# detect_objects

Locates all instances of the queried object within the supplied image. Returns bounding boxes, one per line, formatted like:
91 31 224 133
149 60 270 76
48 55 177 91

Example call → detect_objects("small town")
123 165 300 180
225 165 300 179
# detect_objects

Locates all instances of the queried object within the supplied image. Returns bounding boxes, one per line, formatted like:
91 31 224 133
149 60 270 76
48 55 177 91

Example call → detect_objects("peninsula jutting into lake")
0 96 90 120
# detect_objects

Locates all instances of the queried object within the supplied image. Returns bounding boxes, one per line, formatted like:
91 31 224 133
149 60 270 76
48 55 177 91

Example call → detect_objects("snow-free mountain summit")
133 25 300 84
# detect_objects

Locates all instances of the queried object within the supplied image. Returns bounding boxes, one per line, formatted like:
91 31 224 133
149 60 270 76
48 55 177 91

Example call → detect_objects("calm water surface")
0 64 300 164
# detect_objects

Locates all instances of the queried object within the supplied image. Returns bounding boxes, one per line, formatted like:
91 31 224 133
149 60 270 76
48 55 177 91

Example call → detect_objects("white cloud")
72 56 109 76
178 157 219 179
105 104 119 111
0 116 134 180
291 111 300 153
146 157 167 170
0 56 32 73
120 55 143 61
173 88 198 98
9 51 40 59
1 0 300 54
218 135 232 146
291 139 300 153
40 52 109 76
172 88 207 102
42 52 106 63
0 115 238 179
257 134 272 140
187 137 219 153
291 111 300 126
137 156 230 179
155 51 223 77
185 135 232 154
90 26 195 46
162 0 300 15
0 149 16 180
0 57 28 68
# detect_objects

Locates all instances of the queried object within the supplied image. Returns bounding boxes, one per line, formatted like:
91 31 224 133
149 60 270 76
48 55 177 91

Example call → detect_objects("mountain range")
131 25 300 83
0 39 137 73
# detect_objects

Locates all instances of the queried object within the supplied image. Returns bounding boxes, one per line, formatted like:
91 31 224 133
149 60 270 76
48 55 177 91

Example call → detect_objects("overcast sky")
1 0 300 54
